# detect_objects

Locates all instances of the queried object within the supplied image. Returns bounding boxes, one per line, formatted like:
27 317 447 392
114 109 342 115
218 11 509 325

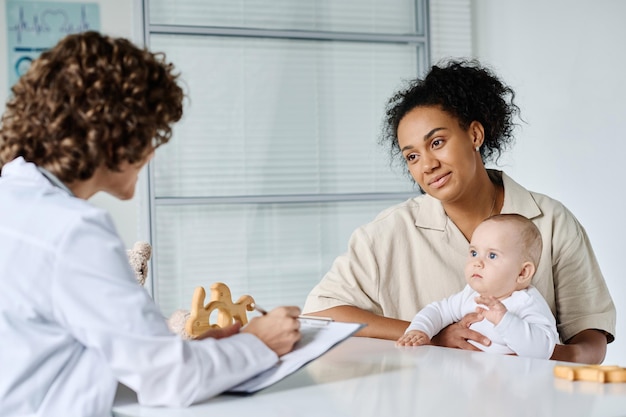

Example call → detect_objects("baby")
397 214 558 359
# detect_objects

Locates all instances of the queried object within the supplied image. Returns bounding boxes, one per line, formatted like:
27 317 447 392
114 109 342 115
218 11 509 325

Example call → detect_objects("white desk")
113 337 626 417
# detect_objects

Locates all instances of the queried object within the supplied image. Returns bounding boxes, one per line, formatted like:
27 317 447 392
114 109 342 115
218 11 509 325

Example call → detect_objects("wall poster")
5 1 100 87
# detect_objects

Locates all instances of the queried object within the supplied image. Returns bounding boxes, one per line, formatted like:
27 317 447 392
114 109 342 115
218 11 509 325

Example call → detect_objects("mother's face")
397 106 484 204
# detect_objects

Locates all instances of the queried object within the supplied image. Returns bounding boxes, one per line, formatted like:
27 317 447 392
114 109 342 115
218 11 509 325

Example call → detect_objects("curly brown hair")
381 59 520 173
0 31 184 183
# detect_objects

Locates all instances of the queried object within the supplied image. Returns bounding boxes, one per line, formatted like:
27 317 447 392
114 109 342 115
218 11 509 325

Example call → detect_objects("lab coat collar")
1 157 74 196
37 166 74 196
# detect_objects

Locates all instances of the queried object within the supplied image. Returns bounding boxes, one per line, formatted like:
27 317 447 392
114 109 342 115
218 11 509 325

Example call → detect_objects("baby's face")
464 220 526 299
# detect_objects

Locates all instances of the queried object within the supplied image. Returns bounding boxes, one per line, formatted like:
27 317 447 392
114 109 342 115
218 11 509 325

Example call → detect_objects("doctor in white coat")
0 31 301 417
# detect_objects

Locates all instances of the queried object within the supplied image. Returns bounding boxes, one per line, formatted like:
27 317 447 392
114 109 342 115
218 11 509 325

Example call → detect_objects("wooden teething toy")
185 282 256 338
554 365 626 383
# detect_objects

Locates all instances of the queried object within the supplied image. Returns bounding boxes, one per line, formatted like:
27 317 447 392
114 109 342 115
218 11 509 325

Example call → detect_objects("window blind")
143 0 428 314
154 201 406 316
150 35 420 198
149 0 422 35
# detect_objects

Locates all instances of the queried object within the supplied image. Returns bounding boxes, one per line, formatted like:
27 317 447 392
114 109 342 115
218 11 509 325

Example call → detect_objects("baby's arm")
399 289 472 347
478 291 558 359
397 330 430 346
496 312 558 359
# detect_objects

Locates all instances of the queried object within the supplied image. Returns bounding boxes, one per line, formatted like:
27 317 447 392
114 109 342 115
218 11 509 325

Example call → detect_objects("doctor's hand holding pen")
195 306 302 357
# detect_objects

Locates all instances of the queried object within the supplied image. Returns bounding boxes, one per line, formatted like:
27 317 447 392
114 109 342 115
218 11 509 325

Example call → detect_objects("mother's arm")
306 306 492 345
305 306 409 339
308 306 608 362
431 319 607 363
550 329 608 364
544 204 615 364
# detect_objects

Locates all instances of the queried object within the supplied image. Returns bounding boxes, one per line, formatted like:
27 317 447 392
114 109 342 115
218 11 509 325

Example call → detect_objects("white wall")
0 0 142 249
470 0 626 364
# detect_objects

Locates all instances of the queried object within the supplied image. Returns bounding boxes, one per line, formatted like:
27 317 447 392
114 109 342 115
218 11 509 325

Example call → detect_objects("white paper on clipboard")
227 318 365 394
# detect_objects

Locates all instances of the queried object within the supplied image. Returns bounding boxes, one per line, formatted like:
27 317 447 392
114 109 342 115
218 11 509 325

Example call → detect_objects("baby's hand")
474 295 507 325
396 330 431 347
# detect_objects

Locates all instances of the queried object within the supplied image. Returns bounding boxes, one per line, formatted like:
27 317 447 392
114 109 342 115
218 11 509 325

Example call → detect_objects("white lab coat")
0 158 278 417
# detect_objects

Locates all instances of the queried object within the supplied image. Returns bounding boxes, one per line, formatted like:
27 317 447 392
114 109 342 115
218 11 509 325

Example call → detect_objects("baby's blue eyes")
469 250 497 259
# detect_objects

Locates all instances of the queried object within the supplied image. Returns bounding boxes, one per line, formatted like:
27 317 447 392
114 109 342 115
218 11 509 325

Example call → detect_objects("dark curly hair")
0 31 184 183
381 59 520 170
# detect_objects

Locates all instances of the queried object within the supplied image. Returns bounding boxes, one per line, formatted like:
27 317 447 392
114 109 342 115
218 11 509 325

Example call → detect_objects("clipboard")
227 318 366 394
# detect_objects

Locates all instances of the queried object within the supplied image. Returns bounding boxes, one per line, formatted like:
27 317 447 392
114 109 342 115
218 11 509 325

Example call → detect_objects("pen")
298 314 333 322
251 303 268 315
251 303 333 322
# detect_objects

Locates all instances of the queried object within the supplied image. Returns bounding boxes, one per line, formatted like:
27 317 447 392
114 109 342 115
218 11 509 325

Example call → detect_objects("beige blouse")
304 171 616 343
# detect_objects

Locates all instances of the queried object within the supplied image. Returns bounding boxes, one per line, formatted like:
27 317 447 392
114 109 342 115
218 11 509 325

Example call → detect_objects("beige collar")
412 170 543 231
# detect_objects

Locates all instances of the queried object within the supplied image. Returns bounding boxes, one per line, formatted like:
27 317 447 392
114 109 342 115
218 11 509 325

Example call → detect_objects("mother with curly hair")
0 32 301 417
303 59 615 364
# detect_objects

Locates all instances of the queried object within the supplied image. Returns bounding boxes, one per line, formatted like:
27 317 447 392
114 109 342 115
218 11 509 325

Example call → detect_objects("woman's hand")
430 312 490 351
242 306 302 356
